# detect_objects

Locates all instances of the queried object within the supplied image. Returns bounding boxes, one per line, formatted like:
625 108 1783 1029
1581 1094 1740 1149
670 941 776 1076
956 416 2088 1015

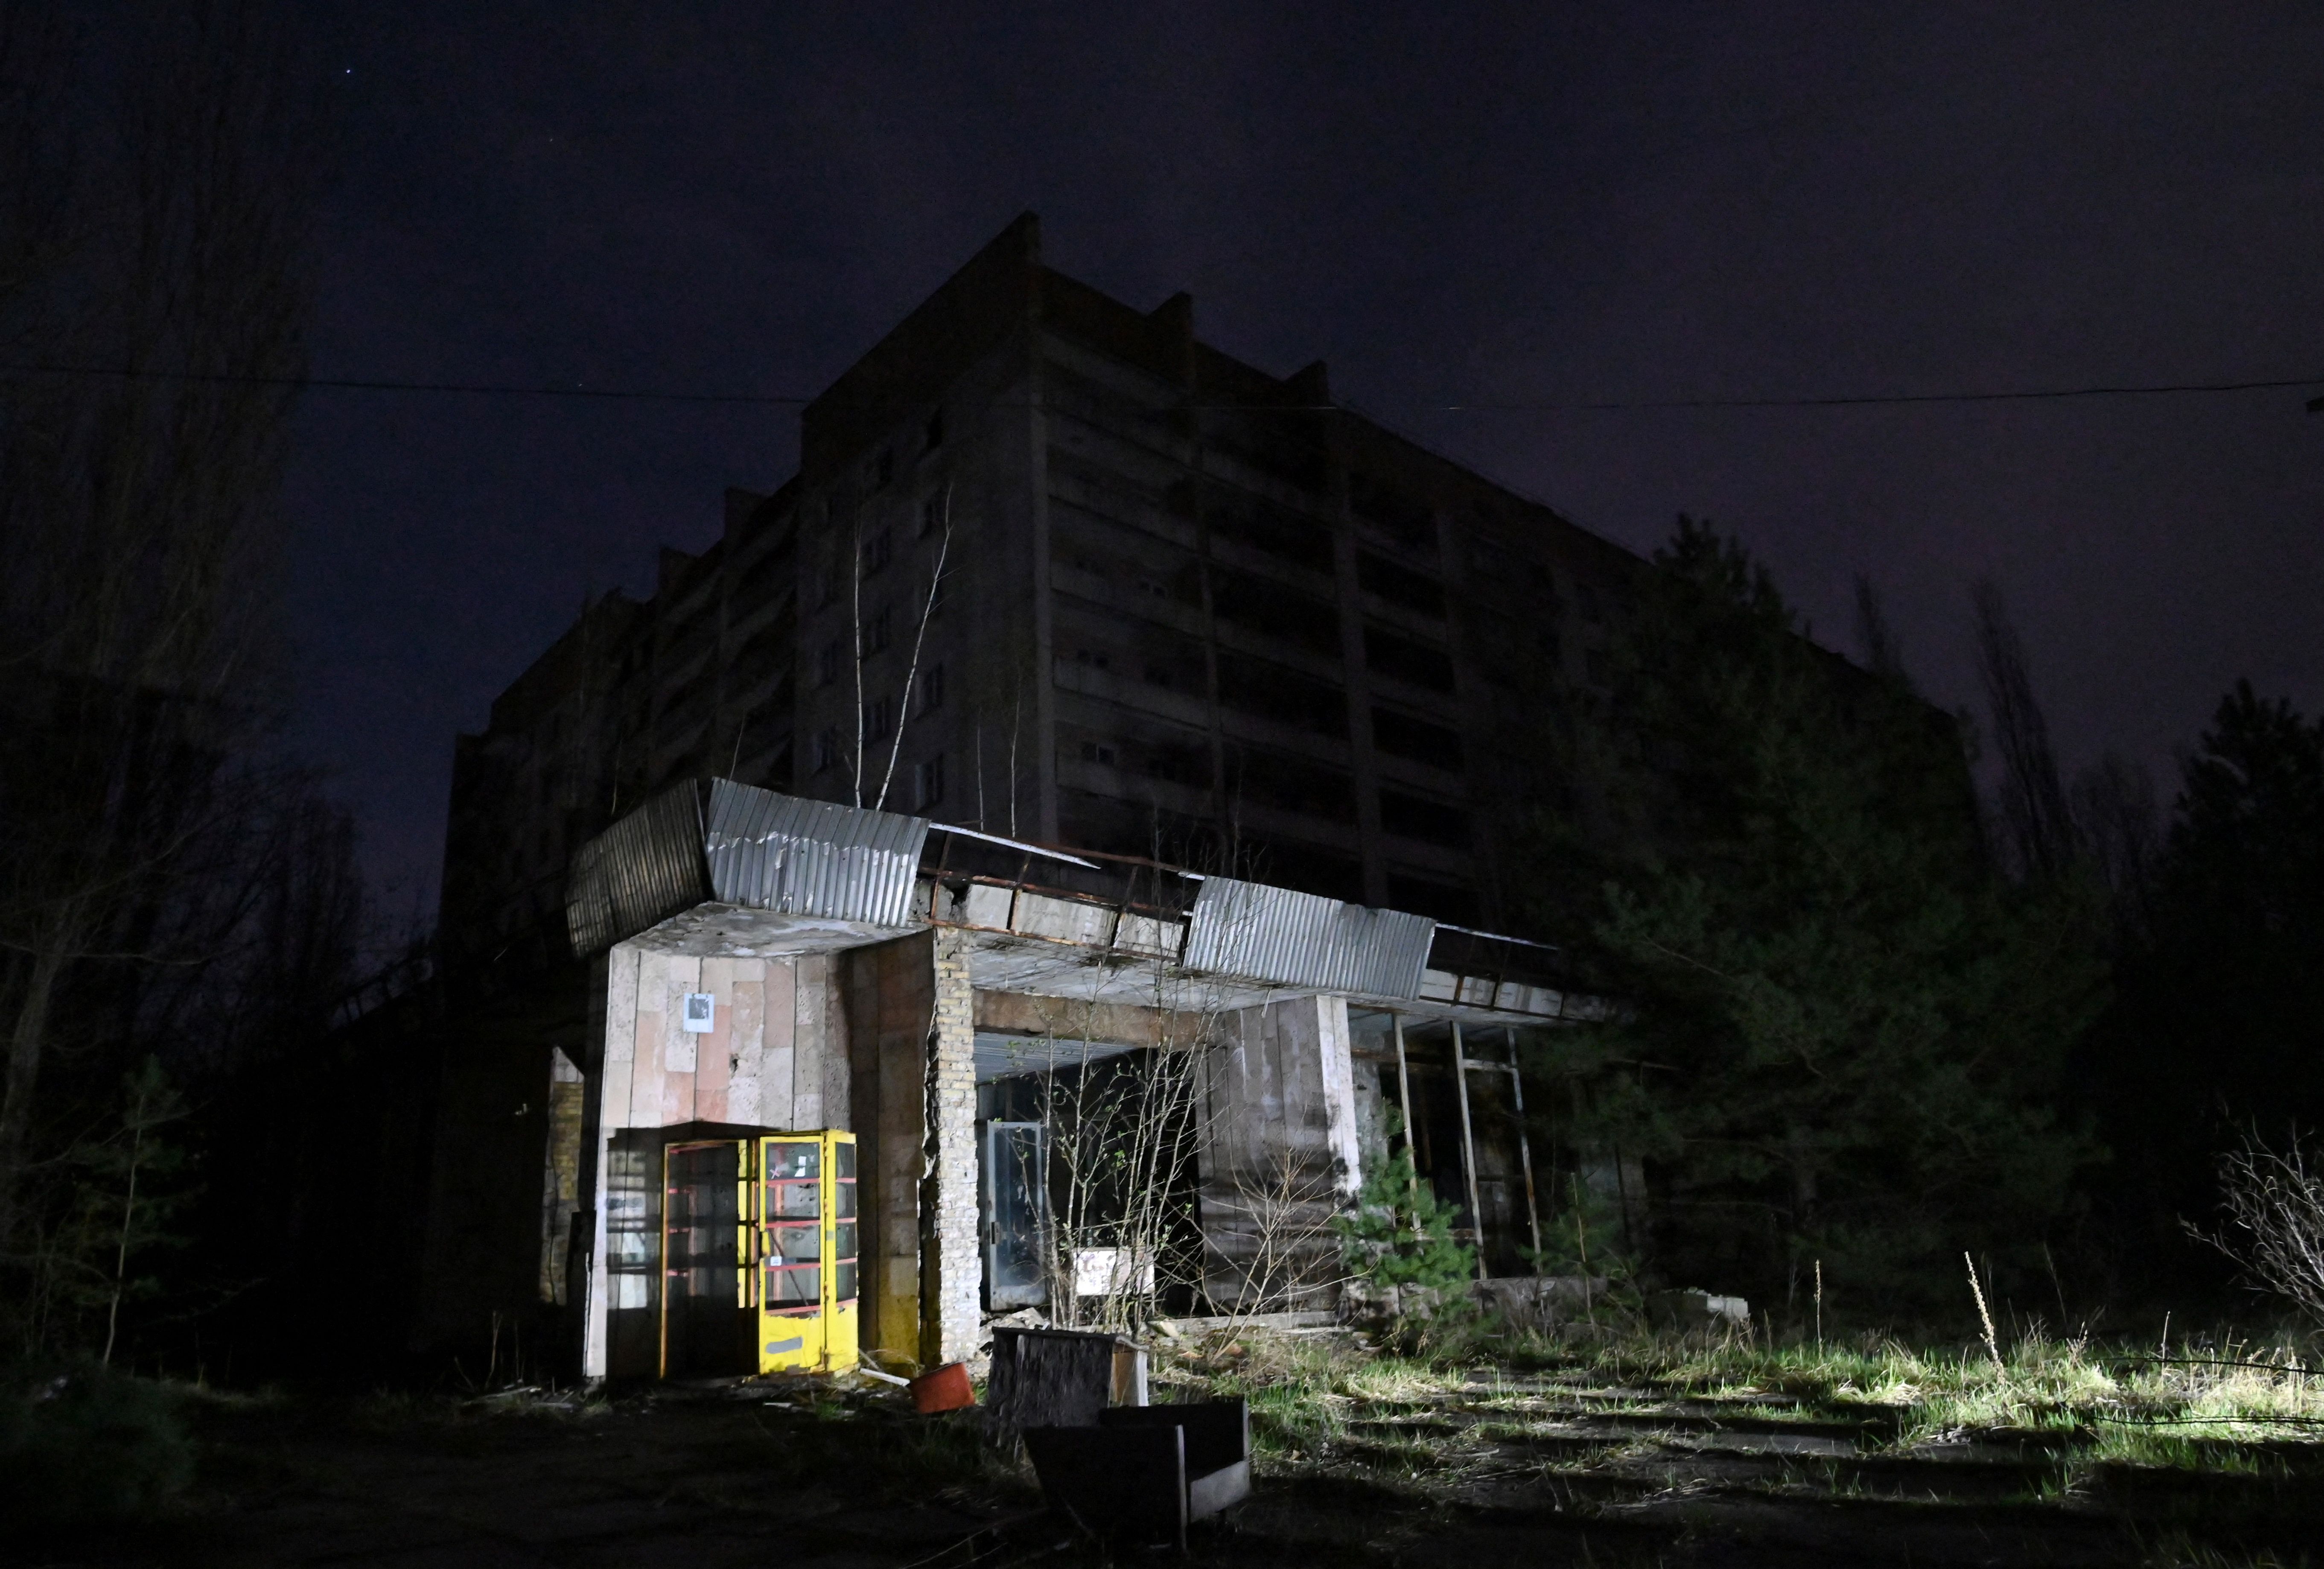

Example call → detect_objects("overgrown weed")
1158 1314 2324 1487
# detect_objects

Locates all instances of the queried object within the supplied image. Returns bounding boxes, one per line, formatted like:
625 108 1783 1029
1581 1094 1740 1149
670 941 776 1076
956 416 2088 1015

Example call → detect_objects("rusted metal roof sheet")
566 780 930 955
565 782 711 956
703 780 928 926
1180 877 1435 999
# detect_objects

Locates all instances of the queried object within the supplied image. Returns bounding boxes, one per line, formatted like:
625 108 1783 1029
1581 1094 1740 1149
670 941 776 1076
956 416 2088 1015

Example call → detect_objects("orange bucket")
909 1361 976 1413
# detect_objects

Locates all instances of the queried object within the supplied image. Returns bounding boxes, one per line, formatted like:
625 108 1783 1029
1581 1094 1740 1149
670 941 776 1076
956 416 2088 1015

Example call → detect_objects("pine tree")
1525 518 2105 1314
1335 1114 1475 1295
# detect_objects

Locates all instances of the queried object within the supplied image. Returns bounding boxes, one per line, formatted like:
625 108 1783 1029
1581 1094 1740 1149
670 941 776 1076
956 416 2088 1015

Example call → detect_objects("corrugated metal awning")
565 780 928 956
565 783 712 957
704 780 927 926
1180 877 1435 999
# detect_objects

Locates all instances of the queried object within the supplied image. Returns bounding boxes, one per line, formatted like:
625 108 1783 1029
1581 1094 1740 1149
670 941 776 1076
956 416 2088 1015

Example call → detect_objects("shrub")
1333 1136 1474 1297
2197 1130 2324 1326
0 1360 193 1522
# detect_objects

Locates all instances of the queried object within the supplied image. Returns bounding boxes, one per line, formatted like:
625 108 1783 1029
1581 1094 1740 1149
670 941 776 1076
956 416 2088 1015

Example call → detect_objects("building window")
1073 646 1111 671
864 695 894 744
1080 740 1117 767
924 409 944 451
873 449 894 488
811 728 838 774
1379 789 1470 848
816 639 841 688
861 605 892 655
919 493 945 538
810 562 838 611
914 752 945 810
916 662 945 714
862 528 892 576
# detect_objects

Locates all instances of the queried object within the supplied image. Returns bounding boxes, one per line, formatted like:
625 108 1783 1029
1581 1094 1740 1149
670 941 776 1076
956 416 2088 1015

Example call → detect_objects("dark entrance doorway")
662 1140 750 1376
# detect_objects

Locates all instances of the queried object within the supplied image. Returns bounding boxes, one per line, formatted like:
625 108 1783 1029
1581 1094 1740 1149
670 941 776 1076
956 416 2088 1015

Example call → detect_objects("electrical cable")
4 360 2320 412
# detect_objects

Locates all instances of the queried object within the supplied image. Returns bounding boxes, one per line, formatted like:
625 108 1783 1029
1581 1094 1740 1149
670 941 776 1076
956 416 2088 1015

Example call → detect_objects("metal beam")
1450 1020 1486 1282
1504 1028 1544 1272
1391 1012 1418 1222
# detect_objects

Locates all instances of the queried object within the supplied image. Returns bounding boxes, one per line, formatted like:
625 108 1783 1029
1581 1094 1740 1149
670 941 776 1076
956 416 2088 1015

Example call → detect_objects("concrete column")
582 943 641 1382
1196 994 1363 1306
921 929 982 1365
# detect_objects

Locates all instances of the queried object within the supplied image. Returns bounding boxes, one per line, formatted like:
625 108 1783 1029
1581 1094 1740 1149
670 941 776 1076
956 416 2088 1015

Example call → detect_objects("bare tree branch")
874 483 951 813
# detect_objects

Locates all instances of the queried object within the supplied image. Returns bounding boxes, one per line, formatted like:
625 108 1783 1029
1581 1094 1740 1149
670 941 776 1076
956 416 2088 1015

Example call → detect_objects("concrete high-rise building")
380 215 1668 1379
442 212 1643 969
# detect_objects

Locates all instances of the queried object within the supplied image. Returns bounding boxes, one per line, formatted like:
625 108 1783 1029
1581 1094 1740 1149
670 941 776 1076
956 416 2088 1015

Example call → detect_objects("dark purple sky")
285 3 2324 925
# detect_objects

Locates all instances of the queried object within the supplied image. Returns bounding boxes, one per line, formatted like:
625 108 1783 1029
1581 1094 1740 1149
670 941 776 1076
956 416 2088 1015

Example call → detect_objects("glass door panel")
983 1121 1048 1309
823 1132 858 1370
660 1140 749 1378
757 1137 821 1371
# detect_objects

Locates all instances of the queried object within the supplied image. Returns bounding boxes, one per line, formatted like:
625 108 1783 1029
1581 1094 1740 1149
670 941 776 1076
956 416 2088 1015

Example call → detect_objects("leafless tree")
1972 580 2078 880
2069 750 2160 932
2192 1130 2324 1328
1852 575 1906 684
1199 1145 1350 1327
0 1 320 1266
874 485 952 812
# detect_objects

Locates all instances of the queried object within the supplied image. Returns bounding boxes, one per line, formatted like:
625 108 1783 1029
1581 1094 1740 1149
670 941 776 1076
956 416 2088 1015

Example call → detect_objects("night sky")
282 3 2324 927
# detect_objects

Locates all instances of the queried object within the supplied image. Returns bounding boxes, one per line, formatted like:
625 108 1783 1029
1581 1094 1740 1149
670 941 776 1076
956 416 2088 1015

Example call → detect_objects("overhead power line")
3 360 2320 412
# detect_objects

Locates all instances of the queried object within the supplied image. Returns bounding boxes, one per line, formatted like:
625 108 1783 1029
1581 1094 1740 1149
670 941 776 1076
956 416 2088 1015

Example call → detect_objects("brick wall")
924 929 981 1364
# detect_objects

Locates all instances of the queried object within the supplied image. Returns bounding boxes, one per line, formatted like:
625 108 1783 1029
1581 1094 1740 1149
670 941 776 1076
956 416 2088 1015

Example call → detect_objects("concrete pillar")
921 929 982 1365
1196 994 1363 1306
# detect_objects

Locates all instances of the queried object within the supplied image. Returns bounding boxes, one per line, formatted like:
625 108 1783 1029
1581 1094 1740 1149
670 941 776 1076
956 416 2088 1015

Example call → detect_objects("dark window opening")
1208 565 1339 654
1142 744 1208 786
1364 625 1456 692
1379 789 1470 847
1350 476 1436 553
1385 874 1481 927
1224 746 1356 823
1371 708 1465 769
924 409 944 450
1231 837 1364 903
1357 550 1446 617
1216 652 1347 736
1211 487 1335 572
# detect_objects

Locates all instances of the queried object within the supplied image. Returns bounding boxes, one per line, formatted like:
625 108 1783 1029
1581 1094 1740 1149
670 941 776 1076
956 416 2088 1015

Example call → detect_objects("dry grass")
1158 1317 2324 1481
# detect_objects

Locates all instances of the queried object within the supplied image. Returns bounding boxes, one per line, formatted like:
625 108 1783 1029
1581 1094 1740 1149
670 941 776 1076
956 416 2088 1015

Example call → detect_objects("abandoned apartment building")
403 213 1651 1382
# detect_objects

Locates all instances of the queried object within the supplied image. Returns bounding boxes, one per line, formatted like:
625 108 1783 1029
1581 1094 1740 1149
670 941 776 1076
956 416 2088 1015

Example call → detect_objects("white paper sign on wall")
681 993 716 1033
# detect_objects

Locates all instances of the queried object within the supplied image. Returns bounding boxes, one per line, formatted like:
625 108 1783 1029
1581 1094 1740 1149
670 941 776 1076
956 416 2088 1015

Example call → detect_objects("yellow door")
755 1131 857 1373
824 1131 859 1371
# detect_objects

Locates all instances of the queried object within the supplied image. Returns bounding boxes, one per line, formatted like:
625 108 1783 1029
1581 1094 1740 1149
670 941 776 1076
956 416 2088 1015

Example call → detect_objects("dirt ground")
16 1370 2322 1569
